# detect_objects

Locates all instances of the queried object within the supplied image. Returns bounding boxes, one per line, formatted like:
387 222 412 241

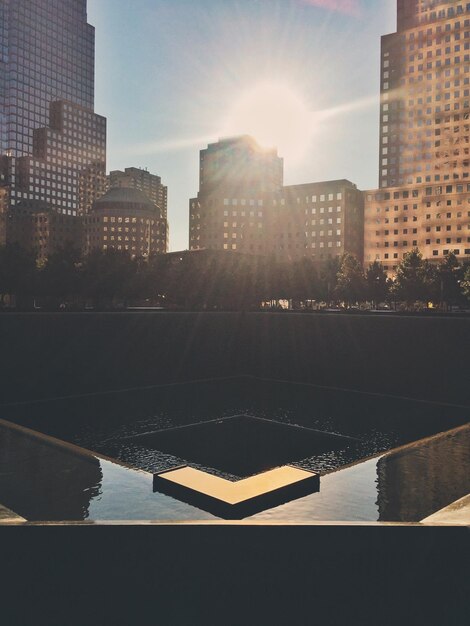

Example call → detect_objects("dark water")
1 378 468 478
254 424 470 523
0 378 468 523
1 419 469 523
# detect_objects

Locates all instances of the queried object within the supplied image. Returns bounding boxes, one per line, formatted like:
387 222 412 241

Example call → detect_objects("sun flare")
222 83 314 163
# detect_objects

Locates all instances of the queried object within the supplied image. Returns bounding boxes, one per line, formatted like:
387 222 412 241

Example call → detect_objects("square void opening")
126 415 354 477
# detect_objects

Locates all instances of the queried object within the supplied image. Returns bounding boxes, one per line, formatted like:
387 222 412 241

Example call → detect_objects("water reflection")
0 421 216 522
377 425 470 522
251 457 380 522
0 424 102 521
0 419 468 523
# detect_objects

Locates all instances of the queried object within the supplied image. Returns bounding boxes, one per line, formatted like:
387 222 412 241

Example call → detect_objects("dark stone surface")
0 312 469 405
0 313 468 624
0 524 468 626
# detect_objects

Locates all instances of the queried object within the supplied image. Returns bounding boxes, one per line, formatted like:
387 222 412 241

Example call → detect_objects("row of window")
373 236 470 247
276 192 343 204
101 245 159 255
375 249 470 263
88 226 162 234
223 199 263 207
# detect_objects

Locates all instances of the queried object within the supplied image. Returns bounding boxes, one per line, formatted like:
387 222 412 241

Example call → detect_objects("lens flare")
222 82 315 163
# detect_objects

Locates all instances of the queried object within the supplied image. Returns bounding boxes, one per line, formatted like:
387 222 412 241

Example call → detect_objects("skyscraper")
108 167 169 253
83 187 168 258
0 0 106 227
109 167 168 221
380 0 470 189
364 0 470 272
267 181 364 263
189 136 283 253
189 136 363 262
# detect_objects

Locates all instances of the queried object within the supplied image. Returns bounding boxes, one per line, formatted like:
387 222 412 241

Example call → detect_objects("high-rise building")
109 168 168 220
190 137 364 262
198 136 284 197
6 200 83 263
108 167 169 253
0 185 7 245
267 181 364 263
379 0 470 189
190 136 283 254
109 167 168 252
364 0 470 272
83 187 167 258
0 0 106 248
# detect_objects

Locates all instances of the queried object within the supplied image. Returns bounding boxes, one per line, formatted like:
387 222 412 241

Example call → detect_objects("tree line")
0 243 469 311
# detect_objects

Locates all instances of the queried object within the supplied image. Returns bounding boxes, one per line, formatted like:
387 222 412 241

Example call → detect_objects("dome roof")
93 187 155 209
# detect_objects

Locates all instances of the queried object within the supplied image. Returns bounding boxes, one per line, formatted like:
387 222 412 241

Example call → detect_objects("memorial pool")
0 378 468 522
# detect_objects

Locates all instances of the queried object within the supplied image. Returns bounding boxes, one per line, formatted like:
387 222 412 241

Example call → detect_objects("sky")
87 0 397 251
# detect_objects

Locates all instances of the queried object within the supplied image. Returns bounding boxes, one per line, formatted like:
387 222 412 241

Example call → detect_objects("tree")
81 249 137 309
438 252 463 310
366 261 389 308
272 260 292 303
124 255 159 304
145 253 167 304
318 256 341 304
251 255 272 305
335 254 366 307
0 243 37 308
392 248 439 306
421 259 440 305
290 257 320 303
37 244 83 307
461 264 470 303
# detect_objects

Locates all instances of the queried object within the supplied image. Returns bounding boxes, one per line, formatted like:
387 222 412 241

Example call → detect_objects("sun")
222 82 314 163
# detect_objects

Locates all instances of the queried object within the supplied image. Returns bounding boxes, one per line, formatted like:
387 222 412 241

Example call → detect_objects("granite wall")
0 312 468 405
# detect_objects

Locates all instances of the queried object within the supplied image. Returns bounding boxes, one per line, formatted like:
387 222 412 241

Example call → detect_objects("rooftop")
93 187 155 210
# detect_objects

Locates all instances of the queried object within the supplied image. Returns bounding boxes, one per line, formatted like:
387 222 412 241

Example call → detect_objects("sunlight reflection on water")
1 380 468 522
0 421 468 523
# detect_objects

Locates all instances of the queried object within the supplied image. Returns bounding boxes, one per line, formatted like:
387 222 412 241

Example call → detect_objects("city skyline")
0 0 107 218
87 0 396 251
189 136 364 261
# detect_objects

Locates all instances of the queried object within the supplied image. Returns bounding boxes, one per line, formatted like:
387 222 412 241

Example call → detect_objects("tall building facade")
267 181 364 263
190 137 363 262
109 167 168 252
365 0 470 272
0 0 106 250
189 136 283 254
83 187 167 258
109 168 168 220
6 201 82 262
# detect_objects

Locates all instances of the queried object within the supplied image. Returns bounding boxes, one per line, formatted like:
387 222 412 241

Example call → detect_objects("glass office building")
0 0 106 218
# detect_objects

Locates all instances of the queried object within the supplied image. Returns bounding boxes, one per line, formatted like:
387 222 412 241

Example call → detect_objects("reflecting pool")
2 378 468 478
0 378 468 522
0 419 468 522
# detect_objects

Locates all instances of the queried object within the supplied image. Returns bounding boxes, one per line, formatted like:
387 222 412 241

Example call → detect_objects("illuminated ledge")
153 465 320 519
